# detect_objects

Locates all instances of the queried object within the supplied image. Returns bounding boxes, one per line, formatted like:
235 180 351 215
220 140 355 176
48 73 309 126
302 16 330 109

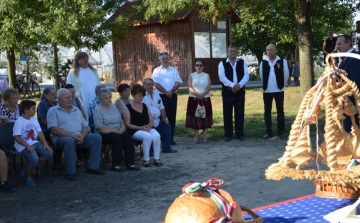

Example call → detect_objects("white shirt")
188 72 211 98
259 55 289 93
152 65 183 94
218 58 249 88
13 116 42 152
142 90 164 127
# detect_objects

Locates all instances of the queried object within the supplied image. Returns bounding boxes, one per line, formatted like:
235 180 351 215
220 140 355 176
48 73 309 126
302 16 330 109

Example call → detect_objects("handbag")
195 99 206 118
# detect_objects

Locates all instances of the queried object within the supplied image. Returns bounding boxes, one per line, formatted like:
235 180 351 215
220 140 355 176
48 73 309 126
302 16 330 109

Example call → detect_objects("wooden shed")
108 0 242 87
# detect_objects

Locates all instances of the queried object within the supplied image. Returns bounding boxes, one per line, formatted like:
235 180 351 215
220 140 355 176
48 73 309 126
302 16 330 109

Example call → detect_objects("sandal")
143 160 152 167
126 164 140 171
154 159 163 167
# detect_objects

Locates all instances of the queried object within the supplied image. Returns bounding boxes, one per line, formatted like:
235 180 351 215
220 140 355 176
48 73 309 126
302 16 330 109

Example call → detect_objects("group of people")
7 32 360 191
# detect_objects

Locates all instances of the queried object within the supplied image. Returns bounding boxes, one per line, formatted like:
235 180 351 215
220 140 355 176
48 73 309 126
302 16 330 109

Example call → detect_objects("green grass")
173 86 325 140
30 86 325 141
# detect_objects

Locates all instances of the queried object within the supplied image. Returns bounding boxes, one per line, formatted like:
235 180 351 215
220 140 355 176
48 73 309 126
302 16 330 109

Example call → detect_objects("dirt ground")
0 136 316 223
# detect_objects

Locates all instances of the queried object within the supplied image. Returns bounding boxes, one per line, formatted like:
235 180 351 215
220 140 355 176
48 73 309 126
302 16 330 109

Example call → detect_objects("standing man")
218 45 249 142
260 44 289 140
142 78 177 153
152 52 182 145
47 88 105 181
336 34 360 132
323 28 338 64
350 21 360 52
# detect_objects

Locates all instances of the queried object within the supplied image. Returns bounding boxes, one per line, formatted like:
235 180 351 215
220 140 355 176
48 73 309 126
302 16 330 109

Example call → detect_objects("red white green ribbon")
181 178 237 223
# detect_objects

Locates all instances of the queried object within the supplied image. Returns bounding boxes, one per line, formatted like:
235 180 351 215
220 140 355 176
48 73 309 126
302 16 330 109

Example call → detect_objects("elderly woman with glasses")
185 59 213 144
93 87 139 171
66 51 100 118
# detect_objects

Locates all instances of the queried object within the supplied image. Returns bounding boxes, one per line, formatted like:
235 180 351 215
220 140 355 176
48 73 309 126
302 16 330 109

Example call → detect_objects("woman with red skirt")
185 60 213 144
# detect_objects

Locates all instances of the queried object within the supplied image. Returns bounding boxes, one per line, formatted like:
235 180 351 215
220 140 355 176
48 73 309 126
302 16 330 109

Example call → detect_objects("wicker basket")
241 205 263 223
314 179 360 199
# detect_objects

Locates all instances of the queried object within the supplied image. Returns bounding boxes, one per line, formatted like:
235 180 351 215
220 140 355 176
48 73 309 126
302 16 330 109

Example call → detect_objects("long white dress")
67 67 99 118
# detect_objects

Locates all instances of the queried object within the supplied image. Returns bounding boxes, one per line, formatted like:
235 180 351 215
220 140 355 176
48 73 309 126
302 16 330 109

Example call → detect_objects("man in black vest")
218 45 249 142
260 44 289 140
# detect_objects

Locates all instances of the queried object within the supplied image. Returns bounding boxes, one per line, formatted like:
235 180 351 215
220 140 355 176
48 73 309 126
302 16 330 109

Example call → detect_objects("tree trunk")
253 50 264 65
295 0 317 95
6 49 17 88
53 43 59 89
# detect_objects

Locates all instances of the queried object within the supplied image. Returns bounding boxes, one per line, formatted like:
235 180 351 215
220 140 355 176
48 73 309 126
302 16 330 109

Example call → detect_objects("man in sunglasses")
152 52 183 145
218 45 249 142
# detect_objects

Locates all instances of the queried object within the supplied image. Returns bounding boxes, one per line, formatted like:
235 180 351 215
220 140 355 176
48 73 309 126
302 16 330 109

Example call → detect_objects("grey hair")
57 88 71 98
142 78 154 85
40 86 56 100
94 84 107 96
97 87 112 100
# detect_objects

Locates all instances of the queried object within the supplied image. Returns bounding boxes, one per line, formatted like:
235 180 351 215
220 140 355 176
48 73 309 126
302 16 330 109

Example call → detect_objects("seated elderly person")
114 84 133 115
142 78 177 153
124 84 162 167
0 88 20 123
37 87 58 142
64 84 86 120
93 87 139 171
88 84 107 132
47 88 105 181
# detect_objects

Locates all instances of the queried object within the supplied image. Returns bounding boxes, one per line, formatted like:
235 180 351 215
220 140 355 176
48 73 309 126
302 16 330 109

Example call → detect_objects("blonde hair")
71 51 96 76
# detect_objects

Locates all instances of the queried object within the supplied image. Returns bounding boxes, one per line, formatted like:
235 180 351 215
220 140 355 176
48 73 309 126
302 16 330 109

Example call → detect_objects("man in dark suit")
218 45 249 142
336 34 360 132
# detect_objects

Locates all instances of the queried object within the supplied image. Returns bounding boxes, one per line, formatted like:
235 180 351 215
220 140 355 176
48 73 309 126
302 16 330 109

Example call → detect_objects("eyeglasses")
195 64 203 67
159 52 168 56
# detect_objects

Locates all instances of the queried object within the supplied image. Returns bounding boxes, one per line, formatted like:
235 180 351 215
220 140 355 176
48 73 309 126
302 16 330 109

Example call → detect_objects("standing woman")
323 28 338 64
293 44 300 86
66 51 100 118
123 84 162 167
0 88 20 123
185 60 213 144
285 52 295 86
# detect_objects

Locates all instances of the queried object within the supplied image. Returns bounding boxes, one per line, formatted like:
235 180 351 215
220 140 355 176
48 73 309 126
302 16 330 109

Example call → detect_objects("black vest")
262 58 284 90
221 59 244 89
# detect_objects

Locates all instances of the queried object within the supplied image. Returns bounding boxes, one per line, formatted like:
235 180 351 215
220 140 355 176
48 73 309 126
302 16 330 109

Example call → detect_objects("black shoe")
170 141 176 145
263 133 272 139
279 132 287 140
0 182 14 193
223 137 232 142
66 174 77 181
111 166 125 172
237 136 245 141
162 149 178 153
86 169 106 175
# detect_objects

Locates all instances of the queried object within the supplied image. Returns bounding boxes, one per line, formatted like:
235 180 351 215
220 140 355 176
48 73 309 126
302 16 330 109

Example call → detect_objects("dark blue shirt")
37 99 58 132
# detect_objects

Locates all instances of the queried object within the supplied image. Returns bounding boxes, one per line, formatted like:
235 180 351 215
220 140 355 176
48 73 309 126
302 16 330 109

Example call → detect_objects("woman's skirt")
185 97 213 130
293 62 300 77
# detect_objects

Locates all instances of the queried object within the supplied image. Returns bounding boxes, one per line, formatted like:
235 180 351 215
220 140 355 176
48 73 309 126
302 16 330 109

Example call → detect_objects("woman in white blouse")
185 60 213 144
67 51 100 118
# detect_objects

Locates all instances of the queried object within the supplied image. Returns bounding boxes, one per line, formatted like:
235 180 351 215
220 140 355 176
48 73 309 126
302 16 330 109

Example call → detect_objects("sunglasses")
159 52 168 56
195 64 203 67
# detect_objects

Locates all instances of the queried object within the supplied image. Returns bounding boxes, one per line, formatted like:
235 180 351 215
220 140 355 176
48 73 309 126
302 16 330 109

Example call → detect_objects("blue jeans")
155 121 172 150
149 121 172 153
55 133 102 174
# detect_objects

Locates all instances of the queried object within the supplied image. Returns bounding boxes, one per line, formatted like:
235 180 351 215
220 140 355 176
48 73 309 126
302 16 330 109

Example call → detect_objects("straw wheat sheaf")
265 53 360 190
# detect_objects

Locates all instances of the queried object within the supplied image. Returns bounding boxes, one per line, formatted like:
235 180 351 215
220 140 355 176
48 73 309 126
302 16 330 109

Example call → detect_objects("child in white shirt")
13 100 52 187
